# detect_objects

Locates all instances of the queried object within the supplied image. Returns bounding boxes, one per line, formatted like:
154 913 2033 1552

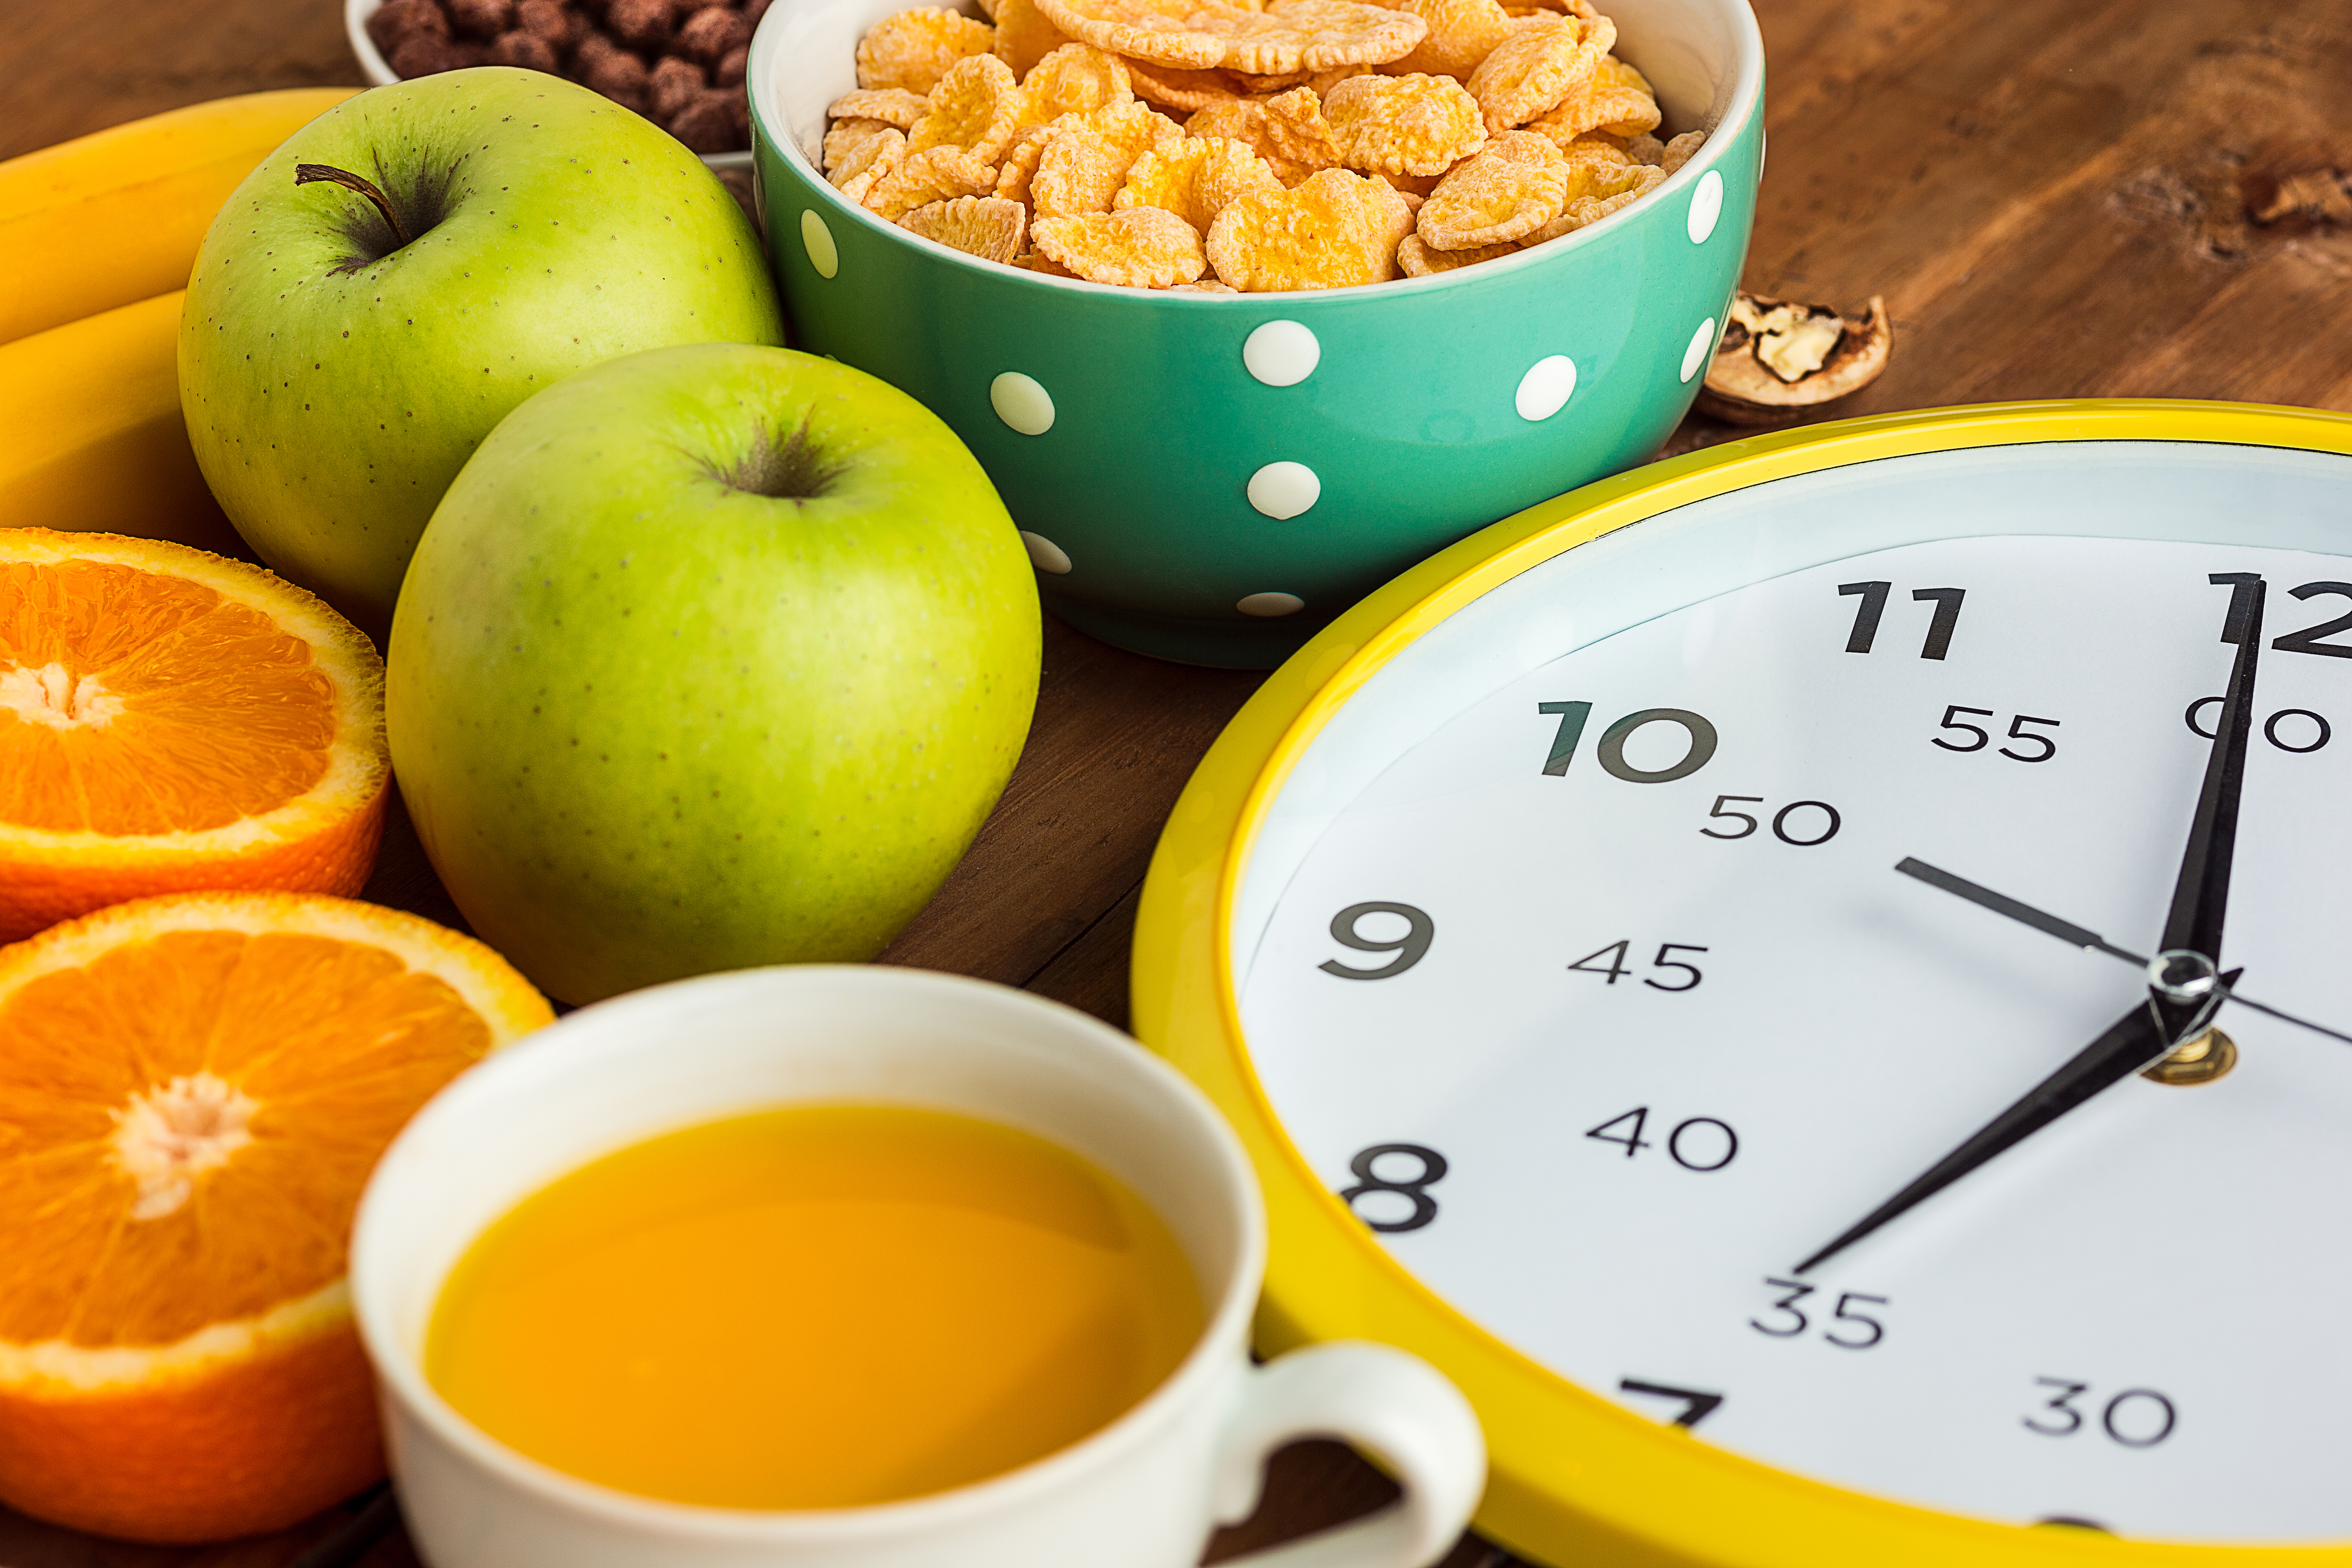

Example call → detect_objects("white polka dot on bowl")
800 210 838 279
1243 321 1321 387
1679 318 1718 384
1687 169 1724 245
1019 531 1072 574
991 372 1055 435
1247 461 1320 519
1237 592 1304 617
1515 356 1577 421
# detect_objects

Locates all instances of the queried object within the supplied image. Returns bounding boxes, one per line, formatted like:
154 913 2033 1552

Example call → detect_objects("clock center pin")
2143 950 2237 1085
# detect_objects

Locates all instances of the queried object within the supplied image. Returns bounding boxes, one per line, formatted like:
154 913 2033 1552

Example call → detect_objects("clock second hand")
1796 573 2268 1277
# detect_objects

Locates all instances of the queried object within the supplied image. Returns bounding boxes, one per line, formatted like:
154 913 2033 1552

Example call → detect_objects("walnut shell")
1695 292 1892 426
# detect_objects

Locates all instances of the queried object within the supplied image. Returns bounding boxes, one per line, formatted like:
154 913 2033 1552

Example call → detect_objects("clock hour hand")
1893 858 2352 1047
1893 858 2145 965
1793 978 2233 1276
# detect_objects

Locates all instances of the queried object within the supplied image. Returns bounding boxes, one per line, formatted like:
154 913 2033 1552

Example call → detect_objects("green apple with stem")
179 68 784 635
386 343 1043 1005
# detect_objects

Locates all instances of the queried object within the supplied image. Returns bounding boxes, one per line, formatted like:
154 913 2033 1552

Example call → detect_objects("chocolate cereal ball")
666 88 738 153
366 0 448 55
606 0 674 50
675 5 748 63
648 55 707 120
491 27 561 69
715 45 748 86
515 0 576 48
581 38 652 109
448 0 515 40
389 33 466 74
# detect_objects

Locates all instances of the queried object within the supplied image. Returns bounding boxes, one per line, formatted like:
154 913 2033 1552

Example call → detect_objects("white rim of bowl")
745 0 1764 301
343 0 756 171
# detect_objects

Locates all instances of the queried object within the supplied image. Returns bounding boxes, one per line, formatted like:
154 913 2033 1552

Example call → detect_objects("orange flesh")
427 1105 1205 1508
0 559 336 837
0 929 492 1346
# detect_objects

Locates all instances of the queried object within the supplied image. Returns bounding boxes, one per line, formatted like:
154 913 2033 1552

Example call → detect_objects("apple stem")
294 163 413 249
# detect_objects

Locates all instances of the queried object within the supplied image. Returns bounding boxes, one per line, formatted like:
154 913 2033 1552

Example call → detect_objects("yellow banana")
0 290 245 555
0 88 358 347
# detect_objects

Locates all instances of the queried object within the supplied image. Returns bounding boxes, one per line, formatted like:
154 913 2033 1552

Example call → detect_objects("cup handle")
1208 1340 1487 1568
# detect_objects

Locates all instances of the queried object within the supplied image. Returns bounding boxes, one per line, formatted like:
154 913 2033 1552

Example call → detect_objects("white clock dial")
1233 443 2352 1542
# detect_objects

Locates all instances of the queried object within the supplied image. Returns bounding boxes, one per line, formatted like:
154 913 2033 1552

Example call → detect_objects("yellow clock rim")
1131 399 2352 1568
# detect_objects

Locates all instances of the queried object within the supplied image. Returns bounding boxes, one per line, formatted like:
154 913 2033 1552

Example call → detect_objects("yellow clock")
1134 401 2352 1566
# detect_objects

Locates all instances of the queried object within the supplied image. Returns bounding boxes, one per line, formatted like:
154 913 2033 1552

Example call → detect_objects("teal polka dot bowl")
747 0 1763 667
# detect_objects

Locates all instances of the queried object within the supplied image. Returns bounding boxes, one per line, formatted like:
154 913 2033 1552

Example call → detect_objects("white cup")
350 966 1485 1568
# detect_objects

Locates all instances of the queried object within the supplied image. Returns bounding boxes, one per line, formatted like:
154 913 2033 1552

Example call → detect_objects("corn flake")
991 0 1076 77
1205 166 1413 288
1031 0 1229 68
1375 166 1442 196
830 127 907 203
1464 11 1613 133
1619 129 1664 164
865 144 997 219
1324 71 1485 175
1031 100 1183 216
824 117 891 170
1526 154 1658 239
1117 136 1284 229
857 8 998 93
1185 86 1336 183
910 53 1029 164
827 87 934 129
1033 0 1424 74
1417 128 1566 246
1397 232 1515 273
901 194 1031 261
1383 0 1512 78
1032 205 1209 284
1660 127 1706 173
1522 53 1656 145
1016 247 1079 273
1123 58 1245 109
993 123 1054 204
1234 0 1428 73
1022 43 1134 120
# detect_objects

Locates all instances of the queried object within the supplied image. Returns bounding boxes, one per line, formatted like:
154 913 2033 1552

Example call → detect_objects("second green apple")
387 343 1042 1005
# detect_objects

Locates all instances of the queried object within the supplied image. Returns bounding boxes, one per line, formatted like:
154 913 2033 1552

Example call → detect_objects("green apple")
385 343 1042 1005
179 68 784 634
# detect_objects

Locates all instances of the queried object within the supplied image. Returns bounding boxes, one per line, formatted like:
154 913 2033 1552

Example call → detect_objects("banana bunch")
0 89 355 552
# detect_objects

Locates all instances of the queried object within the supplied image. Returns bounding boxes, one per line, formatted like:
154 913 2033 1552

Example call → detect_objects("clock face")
1231 441 2352 1543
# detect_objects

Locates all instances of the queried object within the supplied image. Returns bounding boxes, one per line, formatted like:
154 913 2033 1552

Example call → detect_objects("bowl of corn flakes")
748 0 1761 666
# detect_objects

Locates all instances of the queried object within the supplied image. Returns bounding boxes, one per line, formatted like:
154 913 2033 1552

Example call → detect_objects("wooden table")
6 0 2348 1562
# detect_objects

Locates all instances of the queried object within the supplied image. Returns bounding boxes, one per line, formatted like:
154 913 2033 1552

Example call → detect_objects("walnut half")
1695 292 1892 426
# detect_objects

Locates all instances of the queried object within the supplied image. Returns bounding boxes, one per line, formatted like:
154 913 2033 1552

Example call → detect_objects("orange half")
0 892 553 1543
0 528 389 942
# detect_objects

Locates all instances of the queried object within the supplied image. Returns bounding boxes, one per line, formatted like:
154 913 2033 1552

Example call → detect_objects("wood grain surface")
4 0 2347 1563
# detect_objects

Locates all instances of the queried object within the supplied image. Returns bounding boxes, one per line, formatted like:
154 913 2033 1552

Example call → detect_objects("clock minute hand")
2157 571 2266 1016
1791 986 2230 1276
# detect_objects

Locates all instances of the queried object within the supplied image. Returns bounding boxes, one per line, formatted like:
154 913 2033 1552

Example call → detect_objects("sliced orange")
0 891 552 1543
0 529 389 943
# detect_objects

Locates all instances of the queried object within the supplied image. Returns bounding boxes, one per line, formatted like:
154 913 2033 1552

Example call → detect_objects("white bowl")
344 0 755 172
